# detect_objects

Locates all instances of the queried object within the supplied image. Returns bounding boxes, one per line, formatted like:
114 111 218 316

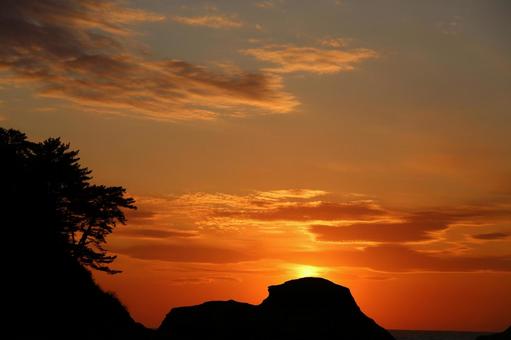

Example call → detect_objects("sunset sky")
2 0 511 332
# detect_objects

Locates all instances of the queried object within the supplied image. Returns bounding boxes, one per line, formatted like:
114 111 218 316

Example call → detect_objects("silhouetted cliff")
158 277 395 340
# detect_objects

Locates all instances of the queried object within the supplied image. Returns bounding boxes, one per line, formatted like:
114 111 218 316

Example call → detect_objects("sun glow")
293 265 322 278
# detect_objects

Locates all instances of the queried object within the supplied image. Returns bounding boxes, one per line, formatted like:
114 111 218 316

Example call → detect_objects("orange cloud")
255 1 275 9
290 244 511 272
0 0 298 120
171 15 243 29
241 44 377 74
111 190 511 275
254 189 328 200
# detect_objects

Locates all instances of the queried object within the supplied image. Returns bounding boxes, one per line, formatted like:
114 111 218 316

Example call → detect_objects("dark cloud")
310 212 453 242
0 0 297 120
215 201 385 221
124 208 157 225
116 228 196 239
291 244 511 272
310 207 511 243
472 232 509 240
116 243 259 264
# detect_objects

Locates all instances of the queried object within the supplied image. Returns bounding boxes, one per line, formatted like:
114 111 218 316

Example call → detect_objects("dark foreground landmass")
476 327 511 340
159 277 394 340
8 257 511 340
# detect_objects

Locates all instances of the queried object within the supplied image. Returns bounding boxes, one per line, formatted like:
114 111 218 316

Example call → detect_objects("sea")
390 330 490 340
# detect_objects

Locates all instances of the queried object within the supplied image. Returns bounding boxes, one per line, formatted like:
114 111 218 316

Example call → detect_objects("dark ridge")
158 277 395 340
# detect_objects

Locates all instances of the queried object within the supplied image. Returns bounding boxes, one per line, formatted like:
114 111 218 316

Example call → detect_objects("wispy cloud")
241 44 377 74
311 212 455 243
171 15 243 29
318 37 350 48
255 1 275 9
0 0 298 120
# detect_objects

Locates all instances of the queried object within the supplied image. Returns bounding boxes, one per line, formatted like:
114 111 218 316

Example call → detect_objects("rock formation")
158 277 394 340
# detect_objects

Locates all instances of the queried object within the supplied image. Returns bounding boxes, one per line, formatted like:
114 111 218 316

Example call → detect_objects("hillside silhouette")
1 127 152 339
159 277 395 340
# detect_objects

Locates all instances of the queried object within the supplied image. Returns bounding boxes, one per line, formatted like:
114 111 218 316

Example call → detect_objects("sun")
294 265 322 278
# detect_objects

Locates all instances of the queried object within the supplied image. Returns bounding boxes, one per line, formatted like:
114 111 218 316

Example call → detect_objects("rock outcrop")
158 277 394 340
158 300 257 338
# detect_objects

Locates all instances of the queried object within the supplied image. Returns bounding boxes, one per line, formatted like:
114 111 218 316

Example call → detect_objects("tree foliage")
1 127 135 273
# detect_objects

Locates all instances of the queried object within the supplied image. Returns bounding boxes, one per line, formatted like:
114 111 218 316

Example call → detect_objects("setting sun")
293 265 323 278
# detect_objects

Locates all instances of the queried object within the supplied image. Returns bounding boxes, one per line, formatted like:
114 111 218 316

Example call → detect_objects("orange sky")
93 190 511 330
1 0 511 332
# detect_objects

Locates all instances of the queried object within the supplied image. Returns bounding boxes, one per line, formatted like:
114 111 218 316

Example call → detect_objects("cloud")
163 191 385 223
255 1 275 9
254 189 327 200
472 232 509 240
168 276 240 285
291 244 511 272
172 15 243 29
124 208 158 225
218 201 385 221
241 44 377 74
116 228 197 239
309 204 511 243
116 190 511 273
0 0 298 120
310 212 454 242
318 37 349 48
126 192 511 240
116 243 259 264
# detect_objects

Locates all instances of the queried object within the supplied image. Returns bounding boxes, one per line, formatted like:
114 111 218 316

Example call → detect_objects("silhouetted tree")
1 127 135 273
